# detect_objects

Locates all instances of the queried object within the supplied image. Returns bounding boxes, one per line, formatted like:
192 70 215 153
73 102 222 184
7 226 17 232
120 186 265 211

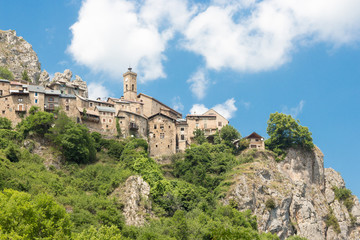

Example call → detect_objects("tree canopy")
265 112 314 153
0 66 14 80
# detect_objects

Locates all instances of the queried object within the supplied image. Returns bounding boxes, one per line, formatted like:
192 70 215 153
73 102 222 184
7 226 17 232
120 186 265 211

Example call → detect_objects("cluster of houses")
0 68 265 157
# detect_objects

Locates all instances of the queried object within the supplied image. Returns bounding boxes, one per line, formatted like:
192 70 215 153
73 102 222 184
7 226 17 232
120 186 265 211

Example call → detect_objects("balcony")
15 106 27 113
10 89 29 95
129 122 138 130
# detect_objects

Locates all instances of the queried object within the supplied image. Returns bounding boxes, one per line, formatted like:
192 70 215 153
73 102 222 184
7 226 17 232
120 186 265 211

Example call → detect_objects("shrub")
265 198 276 210
286 236 309 240
22 70 30 82
220 124 241 147
0 117 12 130
17 110 54 137
325 210 341 234
74 225 122 240
333 186 354 211
193 128 206 145
0 66 14 80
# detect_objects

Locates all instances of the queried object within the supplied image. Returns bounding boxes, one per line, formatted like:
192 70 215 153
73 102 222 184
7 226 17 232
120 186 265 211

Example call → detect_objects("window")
49 97 54 102
204 123 207 129
109 119 112 123
154 134 156 138
181 128 184 131
196 123 199 128
111 113 113 116
154 124 157 129
35 99 38 104
156 145 158 148
35 92 38 97
90 103 93 107
168 145 170 148
0 90 3 96
49 104 54 109
132 84 134 91
160 133 164 139
181 135 184 140
66 99 69 103
160 124 164 129
169 126 171 129
18 98 23 102
2 110 5 114
66 106 69 111
126 84 128 90
218 122 222 127
5 98 7 101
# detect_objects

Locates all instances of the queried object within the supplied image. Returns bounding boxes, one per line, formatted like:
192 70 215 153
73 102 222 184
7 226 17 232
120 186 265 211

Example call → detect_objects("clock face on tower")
125 77 128 82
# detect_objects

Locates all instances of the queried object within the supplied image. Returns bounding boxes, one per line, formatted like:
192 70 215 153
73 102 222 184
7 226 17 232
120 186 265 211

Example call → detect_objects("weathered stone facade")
0 68 230 157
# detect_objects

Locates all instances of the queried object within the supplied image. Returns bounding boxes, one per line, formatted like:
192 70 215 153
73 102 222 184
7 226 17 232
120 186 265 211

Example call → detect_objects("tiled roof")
27 85 45 93
45 90 61 95
96 106 116 113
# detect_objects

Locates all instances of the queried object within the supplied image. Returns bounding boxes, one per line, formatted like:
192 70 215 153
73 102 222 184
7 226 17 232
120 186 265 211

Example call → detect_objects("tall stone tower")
123 68 137 101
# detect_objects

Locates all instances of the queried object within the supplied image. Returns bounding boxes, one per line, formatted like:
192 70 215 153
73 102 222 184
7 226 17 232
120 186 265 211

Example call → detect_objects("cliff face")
223 148 360 240
0 30 41 82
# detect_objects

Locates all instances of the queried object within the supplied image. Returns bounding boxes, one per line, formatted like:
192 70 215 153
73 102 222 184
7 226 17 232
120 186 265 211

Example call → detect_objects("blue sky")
1 0 360 198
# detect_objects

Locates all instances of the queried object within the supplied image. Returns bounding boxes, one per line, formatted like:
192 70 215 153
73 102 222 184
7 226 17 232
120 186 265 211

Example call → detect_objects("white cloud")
88 82 111 100
282 100 305 118
190 98 237 119
183 0 360 72
69 0 360 83
213 98 237 119
68 0 193 82
172 96 184 112
187 69 209 100
189 104 209 115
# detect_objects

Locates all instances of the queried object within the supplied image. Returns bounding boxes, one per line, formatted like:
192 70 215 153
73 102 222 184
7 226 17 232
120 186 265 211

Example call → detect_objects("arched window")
132 84 134 91
126 84 128 90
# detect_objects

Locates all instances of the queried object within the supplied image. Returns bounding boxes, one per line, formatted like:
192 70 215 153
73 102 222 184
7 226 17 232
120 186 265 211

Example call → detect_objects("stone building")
244 132 265 150
0 68 230 157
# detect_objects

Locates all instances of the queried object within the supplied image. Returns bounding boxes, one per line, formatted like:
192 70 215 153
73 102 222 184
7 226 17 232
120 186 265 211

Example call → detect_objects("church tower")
123 68 137 101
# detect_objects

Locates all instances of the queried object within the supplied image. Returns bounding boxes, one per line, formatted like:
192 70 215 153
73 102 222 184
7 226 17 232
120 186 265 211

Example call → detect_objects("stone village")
0 68 264 157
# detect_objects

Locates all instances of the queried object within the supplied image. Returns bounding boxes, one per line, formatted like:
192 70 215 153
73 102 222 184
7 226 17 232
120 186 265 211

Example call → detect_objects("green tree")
29 105 40 115
17 110 54 137
0 117 12 130
220 125 241 146
50 112 96 163
265 112 314 153
0 66 14 80
74 225 123 240
0 189 72 239
116 118 122 138
22 70 30 82
193 128 206 145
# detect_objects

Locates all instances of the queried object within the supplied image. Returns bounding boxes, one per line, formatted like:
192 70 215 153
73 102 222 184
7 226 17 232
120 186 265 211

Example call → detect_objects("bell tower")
123 67 137 101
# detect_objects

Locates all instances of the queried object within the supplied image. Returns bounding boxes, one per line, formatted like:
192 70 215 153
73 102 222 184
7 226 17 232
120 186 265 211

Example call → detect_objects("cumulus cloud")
172 96 184 112
189 104 209 115
187 69 209 100
69 0 360 82
68 0 193 82
183 0 360 72
282 100 305 118
88 82 112 100
190 98 237 119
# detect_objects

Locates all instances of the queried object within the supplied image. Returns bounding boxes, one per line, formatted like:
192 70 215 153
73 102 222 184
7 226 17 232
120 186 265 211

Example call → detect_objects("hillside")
0 30 41 82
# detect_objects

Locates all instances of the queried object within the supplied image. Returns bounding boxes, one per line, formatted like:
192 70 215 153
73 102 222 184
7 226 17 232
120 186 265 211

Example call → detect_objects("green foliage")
286 236 309 240
332 186 354 211
29 105 40 115
0 66 14 80
193 128 206 145
325 209 341 234
265 112 314 153
74 225 123 240
173 143 235 190
17 110 54 137
4 142 21 162
116 118 122 138
220 124 241 146
0 189 72 239
265 198 276 210
49 112 96 163
22 70 30 82
0 117 12 130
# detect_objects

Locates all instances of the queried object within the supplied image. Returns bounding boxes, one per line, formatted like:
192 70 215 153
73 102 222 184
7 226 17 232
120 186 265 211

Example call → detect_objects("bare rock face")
0 30 41 82
52 69 73 83
223 148 360 240
113 176 152 226
38 70 50 86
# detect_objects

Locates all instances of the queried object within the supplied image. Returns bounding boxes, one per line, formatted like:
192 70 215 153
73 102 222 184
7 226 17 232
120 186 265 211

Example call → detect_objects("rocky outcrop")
223 148 360 240
112 176 153 226
0 30 41 82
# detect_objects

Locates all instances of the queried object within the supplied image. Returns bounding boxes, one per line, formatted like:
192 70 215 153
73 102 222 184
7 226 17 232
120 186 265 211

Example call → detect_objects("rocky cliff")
222 148 360 240
0 30 41 82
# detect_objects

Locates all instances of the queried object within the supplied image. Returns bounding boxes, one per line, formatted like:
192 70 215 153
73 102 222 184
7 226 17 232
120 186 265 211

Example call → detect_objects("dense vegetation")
0 111 311 239
0 66 14 80
265 112 314 158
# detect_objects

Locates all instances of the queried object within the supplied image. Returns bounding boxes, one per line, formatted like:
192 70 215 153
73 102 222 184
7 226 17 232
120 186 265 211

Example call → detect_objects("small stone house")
244 132 265 150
